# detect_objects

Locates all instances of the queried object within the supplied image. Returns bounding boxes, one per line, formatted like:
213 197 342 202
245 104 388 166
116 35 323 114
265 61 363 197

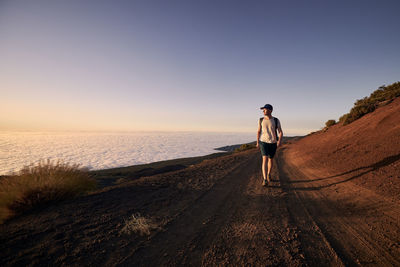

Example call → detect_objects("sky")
1 0 399 135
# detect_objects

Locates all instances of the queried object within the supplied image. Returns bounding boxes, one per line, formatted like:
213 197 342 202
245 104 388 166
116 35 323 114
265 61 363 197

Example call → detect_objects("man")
256 104 283 186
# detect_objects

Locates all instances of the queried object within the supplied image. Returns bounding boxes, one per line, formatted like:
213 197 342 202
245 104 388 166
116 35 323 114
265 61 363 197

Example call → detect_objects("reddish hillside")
286 97 400 199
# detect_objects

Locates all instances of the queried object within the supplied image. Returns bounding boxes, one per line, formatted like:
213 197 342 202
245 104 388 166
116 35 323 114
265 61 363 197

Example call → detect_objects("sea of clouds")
0 131 254 175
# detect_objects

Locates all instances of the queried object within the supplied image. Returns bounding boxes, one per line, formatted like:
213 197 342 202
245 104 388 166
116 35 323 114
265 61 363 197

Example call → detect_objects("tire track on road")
276 151 346 266
122 153 259 266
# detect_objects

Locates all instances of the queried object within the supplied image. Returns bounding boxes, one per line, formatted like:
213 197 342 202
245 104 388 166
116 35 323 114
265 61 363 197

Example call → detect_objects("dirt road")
127 148 400 266
1 147 399 266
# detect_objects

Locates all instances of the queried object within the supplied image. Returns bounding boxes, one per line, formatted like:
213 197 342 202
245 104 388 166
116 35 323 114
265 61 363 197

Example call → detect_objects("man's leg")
267 157 273 181
262 156 267 180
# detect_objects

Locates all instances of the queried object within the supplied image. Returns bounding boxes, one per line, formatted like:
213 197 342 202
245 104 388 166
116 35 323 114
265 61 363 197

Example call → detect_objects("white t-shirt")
258 117 281 143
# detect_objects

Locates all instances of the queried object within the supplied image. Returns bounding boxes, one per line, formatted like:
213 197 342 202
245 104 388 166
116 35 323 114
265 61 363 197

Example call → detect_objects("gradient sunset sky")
1 0 399 135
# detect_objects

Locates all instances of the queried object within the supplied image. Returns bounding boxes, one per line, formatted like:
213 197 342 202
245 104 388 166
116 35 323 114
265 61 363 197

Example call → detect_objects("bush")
0 160 96 223
338 113 349 124
339 81 400 125
325 120 336 127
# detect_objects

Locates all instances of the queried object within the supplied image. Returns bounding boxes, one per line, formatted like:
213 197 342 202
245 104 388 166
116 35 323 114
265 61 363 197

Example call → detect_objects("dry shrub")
120 213 158 236
0 160 96 223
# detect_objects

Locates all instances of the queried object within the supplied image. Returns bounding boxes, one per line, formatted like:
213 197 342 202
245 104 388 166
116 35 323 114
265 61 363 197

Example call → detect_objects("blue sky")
1 0 399 135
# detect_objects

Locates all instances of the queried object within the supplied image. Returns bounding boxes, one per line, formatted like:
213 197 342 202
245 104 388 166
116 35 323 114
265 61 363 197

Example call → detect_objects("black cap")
260 104 273 111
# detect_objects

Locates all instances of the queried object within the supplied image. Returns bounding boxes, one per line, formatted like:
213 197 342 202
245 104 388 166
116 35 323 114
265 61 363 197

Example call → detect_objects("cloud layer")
1 131 254 175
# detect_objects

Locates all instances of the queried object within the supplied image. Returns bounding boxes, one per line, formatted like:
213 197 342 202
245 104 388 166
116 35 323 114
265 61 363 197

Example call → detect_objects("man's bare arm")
277 125 283 147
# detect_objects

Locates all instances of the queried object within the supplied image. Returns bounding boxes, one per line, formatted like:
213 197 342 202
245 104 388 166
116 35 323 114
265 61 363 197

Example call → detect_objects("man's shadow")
285 153 400 191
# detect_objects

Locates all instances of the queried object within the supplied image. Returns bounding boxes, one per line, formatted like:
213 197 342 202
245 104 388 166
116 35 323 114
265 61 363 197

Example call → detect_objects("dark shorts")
259 141 277 158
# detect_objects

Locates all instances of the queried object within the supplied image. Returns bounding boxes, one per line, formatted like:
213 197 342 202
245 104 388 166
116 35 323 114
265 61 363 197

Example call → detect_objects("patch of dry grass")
120 213 159 236
0 160 96 223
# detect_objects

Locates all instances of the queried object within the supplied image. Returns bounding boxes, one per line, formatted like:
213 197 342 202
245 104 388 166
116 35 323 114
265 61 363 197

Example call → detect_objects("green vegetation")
234 143 256 152
0 160 96 223
325 120 336 127
339 82 400 125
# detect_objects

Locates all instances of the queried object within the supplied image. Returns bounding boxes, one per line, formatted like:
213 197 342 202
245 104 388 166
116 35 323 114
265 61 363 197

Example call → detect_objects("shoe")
262 179 268 186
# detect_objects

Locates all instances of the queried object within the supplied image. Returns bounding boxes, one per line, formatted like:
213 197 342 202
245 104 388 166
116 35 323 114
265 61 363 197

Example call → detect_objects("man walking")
256 104 283 186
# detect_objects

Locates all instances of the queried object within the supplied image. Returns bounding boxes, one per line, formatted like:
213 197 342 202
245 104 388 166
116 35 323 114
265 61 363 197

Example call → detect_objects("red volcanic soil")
0 98 399 266
276 96 400 265
286 96 400 200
